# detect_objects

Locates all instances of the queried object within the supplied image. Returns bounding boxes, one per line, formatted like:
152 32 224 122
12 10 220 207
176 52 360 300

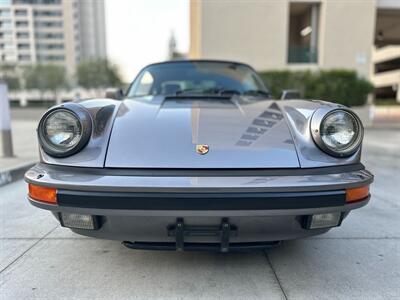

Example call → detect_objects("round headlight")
44 110 82 150
311 109 363 157
38 106 92 157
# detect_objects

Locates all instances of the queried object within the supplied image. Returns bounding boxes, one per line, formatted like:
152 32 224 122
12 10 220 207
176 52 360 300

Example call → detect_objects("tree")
2 76 20 91
0 63 21 91
77 59 123 89
23 64 68 101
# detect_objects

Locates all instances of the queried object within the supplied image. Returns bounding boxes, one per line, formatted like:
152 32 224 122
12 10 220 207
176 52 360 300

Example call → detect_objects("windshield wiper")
243 90 271 98
175 87 240 97
175 88 205 95
174 88 269 98
203 88 241 95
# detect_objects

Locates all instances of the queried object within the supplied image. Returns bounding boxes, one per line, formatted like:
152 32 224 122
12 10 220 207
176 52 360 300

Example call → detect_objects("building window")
0 9 11 17
288 3 319 64
36 43 64 50
0 20 12 29
18 54 31 61
0 44 13 51
2 54 15 61
13 0 61 4
35 32 63 39
0 42 13 50
3 42 13 50
34 21 62 28
34 10 62 17
15 9 28 16
37 54 65 61
0 30 13 39
17 32 29 38
16 20 29 27
17 43 30 49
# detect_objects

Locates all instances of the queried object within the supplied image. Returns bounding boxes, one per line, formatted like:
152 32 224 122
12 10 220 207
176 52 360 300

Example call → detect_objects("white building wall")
319 0 376 78
191 0 377 79
194 1 289 71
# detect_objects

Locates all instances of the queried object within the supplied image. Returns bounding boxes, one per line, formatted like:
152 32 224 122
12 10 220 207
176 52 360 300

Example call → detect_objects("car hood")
105 96 300 168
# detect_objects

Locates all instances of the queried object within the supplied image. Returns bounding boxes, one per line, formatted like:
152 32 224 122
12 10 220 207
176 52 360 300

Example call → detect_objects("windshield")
126 61 269 98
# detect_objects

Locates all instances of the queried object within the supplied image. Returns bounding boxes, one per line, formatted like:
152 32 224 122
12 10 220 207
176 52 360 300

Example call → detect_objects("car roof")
144 59 254 69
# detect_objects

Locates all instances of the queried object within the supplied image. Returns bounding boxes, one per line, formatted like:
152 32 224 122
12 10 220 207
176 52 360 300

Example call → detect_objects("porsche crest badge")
196 144 209 155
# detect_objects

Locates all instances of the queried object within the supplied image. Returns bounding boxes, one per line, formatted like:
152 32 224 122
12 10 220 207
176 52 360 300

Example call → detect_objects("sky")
105 0 189 82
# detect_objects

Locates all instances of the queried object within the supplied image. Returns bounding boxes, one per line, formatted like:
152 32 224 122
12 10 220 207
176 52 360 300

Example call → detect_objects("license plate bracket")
167 218 238 252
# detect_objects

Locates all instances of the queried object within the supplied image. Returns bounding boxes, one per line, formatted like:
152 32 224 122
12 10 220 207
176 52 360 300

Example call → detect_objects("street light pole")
0 80 14 157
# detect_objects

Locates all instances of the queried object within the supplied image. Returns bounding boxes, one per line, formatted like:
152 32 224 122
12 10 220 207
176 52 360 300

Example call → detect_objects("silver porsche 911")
25 60 373 252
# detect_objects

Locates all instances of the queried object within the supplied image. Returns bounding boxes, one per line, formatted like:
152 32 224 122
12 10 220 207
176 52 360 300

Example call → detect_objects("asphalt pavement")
0 129 399 300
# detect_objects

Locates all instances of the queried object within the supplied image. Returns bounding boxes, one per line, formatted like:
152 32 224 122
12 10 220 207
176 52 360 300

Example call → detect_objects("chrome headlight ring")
310 108 364 158
38 104 92 158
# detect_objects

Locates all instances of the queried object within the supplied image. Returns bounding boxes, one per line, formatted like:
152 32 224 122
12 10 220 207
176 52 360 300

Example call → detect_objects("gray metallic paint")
70 214 334 243
27 196 369 242
277 100 362 168
25 163 373 193
39 97 363 169
106 97 300 168
40 99 121 167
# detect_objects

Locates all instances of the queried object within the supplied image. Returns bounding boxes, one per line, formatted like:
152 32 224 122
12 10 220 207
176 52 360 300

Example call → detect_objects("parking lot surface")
1 129 399 299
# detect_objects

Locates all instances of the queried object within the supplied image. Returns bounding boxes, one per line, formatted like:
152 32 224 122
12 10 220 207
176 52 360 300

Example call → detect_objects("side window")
133 71 154 96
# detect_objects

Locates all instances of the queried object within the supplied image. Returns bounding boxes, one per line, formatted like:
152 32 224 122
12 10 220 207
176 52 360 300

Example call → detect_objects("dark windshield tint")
127 61 269 97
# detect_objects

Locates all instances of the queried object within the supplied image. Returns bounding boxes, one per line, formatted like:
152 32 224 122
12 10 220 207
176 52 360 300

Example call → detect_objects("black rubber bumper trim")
122 241 281 252
56 190 346 210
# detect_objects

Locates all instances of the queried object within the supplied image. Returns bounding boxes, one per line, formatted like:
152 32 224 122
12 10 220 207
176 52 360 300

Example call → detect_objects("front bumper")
25 163 373 247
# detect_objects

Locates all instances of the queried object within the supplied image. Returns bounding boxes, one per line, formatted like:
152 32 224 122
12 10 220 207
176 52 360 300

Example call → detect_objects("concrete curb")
0 162 36 187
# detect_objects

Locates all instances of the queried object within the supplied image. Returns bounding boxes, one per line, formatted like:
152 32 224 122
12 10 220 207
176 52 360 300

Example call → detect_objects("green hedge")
374 99 400 106
259 70 374 106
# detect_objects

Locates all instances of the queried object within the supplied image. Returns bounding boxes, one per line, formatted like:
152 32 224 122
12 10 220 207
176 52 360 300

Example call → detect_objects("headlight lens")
43 110 82 150
320 111 359 151
38 106 92 157
311 109 363 157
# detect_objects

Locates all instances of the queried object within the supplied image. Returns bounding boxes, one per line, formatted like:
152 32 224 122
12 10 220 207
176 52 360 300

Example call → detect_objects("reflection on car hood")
105 96 300 168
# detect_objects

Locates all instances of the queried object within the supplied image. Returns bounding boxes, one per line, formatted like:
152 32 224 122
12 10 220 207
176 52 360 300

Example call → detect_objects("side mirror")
105 88 124 100
281 89 301 100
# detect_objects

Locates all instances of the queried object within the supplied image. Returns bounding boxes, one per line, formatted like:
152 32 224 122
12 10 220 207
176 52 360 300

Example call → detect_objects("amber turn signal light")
28 184 57 204
346 185 369 203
